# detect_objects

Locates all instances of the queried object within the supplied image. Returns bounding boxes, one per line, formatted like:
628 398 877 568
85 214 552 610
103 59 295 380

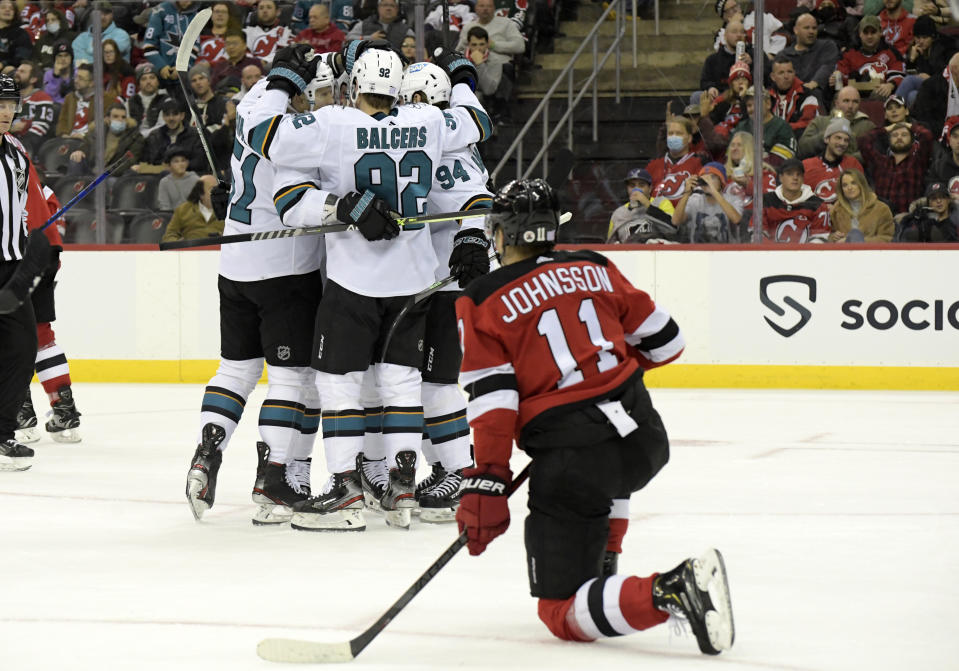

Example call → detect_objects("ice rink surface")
2 383 957 671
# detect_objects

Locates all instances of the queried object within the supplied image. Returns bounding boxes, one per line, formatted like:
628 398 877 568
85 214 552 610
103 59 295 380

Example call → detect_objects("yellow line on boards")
56 361 959 391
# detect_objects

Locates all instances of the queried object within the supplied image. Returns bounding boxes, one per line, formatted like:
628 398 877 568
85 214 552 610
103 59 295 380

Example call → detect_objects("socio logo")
760 275 817 337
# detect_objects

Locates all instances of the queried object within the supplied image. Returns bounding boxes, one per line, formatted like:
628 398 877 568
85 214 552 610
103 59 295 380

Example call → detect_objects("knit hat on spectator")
913 15 937 37
884 95 905 109
699 162 727 186
135 62 156 83
624 168 653 185
925 182 949 199
729 60 751 83
54 42 72 58
858 15 880 32
188 62 211 81
824 117 852 139
164 145 191 163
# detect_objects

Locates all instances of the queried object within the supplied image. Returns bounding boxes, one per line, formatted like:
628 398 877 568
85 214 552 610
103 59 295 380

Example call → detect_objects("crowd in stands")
609 0 959 243
9 0 536 244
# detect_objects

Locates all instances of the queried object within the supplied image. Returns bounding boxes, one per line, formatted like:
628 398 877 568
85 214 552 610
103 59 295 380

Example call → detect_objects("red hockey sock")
537 597 594 642
606 498 629 554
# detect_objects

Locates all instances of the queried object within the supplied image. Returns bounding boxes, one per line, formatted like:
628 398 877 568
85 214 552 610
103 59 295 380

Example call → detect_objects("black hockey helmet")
486 178 560 246
0 74 22 114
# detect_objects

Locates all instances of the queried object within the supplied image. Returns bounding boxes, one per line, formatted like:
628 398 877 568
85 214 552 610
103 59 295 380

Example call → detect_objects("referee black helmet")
0 75 22 114
487 178 560 247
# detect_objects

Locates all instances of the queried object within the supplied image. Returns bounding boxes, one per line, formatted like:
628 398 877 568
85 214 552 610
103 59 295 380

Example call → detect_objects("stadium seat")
63 210 124 244
126 211 172 244
51 175 92 211
858 99 886 127
36 137 85 176
110 173 161 213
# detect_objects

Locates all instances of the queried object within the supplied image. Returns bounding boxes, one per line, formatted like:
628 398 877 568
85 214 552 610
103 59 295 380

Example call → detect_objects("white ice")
2 384 957 671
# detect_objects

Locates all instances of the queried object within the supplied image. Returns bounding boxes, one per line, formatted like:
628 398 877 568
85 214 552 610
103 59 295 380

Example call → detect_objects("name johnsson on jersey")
500 264 614 323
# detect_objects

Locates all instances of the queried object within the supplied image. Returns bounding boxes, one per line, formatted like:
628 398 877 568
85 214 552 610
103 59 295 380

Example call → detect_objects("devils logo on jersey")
252 30 287 59
652 172 690 201
813 178 837 202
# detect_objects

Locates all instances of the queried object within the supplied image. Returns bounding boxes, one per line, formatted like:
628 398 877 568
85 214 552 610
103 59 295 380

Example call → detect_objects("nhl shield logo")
277 345 291 361
14 165 26 193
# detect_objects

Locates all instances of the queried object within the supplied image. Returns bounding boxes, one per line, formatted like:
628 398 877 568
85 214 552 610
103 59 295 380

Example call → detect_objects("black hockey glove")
267 44 319 96
339 39 394 77
433 48 477 91
448 228 491 288
210 181 230 221
0 229 50 315
337 191 400 241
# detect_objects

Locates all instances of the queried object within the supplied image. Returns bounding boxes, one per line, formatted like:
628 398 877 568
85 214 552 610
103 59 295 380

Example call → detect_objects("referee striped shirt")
0 133 29 262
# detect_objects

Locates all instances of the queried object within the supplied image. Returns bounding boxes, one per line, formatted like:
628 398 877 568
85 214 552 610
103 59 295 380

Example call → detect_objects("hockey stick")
0 152 136 314
158 207 483 250
256 463 531 663
176 7 224 182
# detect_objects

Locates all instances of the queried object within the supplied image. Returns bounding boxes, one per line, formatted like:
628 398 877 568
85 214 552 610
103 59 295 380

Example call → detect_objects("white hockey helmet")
399 62 451 106
305 58 335 109
349 49 404 105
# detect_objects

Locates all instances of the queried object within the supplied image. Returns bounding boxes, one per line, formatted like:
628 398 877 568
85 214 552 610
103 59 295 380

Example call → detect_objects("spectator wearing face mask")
67 103 144 175
32 8 75 71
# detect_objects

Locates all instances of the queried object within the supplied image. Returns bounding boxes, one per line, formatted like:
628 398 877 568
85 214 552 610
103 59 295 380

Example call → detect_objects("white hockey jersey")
220 90 323 282
424 138 492 290
238 80 492 297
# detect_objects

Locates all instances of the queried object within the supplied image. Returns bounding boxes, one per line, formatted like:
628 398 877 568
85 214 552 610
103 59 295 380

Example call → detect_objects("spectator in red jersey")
101 38 135 101
295 4 346 53
724 130 778 211
879 0 915 55
211 29 262 89
647 115 707 206
802 117 863 203
10 60 53 155
769 55 821 137
828 169 895 242
761 158 831 242
198 2 236 65
830 15 904 100
859 120 934 213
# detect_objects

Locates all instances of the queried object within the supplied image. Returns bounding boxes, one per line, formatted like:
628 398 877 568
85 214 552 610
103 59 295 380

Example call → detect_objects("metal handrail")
490 0 636 186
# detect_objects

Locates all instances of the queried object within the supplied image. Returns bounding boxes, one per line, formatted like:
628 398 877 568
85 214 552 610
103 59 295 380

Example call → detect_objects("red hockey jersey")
802 154 864 203
648 152 705 206
836 48 905 85
456 250 685 468
761 186 831 242
770 79 820 132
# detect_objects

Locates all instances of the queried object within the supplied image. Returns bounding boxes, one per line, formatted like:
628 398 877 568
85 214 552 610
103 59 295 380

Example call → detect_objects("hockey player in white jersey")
357 61 492 523
184 60 336 526
238 42 491 531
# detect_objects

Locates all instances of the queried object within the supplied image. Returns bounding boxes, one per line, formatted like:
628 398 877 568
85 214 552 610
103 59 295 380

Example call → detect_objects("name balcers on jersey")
239 78 492 297
456 250 685 467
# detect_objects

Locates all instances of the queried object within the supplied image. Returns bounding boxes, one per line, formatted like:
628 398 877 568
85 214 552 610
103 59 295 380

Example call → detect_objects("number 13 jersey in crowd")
456 249 685 466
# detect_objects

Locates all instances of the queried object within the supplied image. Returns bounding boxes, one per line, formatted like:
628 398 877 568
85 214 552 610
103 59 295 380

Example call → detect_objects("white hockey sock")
197 358 263 449
293 379 320 461
317 370 365 473
258 365 310 465
421 382 472 471
360 365 386 460
375 363 423 465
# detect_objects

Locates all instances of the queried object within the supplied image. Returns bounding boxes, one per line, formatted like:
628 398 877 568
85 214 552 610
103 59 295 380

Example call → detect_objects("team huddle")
183 39 735 655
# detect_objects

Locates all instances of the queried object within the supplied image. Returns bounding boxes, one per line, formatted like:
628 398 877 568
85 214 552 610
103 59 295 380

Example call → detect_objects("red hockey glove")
456 464 512 556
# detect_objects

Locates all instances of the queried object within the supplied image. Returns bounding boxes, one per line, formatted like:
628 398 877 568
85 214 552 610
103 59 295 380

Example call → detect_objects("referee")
0 74 37 472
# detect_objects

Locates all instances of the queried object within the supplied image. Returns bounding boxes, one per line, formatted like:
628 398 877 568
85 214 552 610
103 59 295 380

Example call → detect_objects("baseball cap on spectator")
699 162 726 186
164 145 191 163
135 62 156 83
188 62 211 80
913 15 938 37
729 60 751 82
624 168 653 185
858 15 880 31
777 158 804 175
884 95 905 109
926 182 949 199
161 98 185 115
96 1 113 12
684 90 703 116
945 116 959 137
823 116 852 139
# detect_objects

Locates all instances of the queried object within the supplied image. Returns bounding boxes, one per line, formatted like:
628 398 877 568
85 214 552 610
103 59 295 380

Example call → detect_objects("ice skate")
652 548 734 655
185 423 225 520
15 389 40 444
413 461 445 515
0 438 34 471
417 466 463 523
380 450 416 529
251 443 308 525
287 457 312 497
290 471 366 532
45 386 81 443
357 452 388 511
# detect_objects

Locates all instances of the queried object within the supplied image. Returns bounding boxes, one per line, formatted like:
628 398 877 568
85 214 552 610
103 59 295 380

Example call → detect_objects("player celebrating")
184 61 336 525
238 42 491 531
455 179 734 654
